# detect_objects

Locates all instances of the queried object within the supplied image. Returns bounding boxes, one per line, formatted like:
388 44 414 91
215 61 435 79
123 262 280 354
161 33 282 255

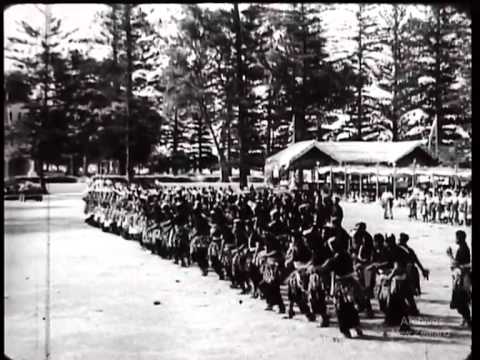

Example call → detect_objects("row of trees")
5 4 471 188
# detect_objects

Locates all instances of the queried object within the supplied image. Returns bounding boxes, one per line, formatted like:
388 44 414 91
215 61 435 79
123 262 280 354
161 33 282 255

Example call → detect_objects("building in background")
4 95 35 179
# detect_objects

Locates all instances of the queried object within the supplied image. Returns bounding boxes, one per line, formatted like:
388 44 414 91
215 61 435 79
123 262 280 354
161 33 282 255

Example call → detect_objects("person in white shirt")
381 188 394 220
466 193 472 226
458 191 467 225
408 189 418 220
431 192 439 223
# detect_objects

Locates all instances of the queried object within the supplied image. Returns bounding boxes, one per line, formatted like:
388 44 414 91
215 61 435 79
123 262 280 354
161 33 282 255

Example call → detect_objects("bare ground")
4 197 471 360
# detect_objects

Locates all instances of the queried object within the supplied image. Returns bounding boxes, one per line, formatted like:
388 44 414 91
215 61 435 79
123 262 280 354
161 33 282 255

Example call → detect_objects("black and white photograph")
4 3 472 360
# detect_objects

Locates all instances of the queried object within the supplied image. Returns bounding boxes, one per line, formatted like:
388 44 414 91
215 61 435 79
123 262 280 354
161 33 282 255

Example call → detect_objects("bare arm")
314 256 335 274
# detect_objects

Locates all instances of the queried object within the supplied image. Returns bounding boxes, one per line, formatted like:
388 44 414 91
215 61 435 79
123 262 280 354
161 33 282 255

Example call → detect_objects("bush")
45 176 78 183
195 175 220 183
135 175 193 183
13 175 78 183
14 176 40 183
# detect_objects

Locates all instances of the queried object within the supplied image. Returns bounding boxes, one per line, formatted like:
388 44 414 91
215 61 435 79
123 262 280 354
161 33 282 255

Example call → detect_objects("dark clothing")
174 212 189 227
350 230 373 259
332 203 343 222
454 244 471 266
221 226 235 245
325 226 350 253
268 220 288 236
320 251 354 277
239 204 254 221
357 243 373 265
450 243 472 324
315 205 329 227
193 213 210 236
233 228 249 248
371 247 389 265
390 245 411 268
307 230 324 263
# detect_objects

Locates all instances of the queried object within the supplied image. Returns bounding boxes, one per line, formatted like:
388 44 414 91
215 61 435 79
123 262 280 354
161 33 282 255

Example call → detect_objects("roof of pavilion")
265 140 435 171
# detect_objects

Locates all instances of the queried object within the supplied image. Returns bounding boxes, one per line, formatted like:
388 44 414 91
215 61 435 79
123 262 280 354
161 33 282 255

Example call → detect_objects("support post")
375 164 379 202
330 165 334 194
393 163 397 199
344 164 348 199
431 172 435 195
359 173 363 200
454 164 458 191
413 159 417 188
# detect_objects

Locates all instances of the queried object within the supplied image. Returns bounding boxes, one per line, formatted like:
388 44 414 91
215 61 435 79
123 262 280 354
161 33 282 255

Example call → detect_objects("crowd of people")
82 179 472 338
406 187 472 226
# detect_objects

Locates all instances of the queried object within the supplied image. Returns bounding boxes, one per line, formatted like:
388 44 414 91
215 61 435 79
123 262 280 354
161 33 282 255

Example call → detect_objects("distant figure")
407 189 417 220
331 196 344 224
381 188 394 220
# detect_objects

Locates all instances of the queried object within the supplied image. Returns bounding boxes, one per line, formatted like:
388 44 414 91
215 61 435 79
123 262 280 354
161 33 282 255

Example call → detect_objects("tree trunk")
266 89 272 156
125 4 133 182
172 106 178 175
83 154 88 176
220 159 229 182
226 96 233 176
38 5 51 194
112 4 120 97
197 112 203 173
300 3 307 142
391 5 399 141
434 6 442 152
119 156 126 176
233 3 248 189
36 159 48 194
199 98 228 183
357 5 364 141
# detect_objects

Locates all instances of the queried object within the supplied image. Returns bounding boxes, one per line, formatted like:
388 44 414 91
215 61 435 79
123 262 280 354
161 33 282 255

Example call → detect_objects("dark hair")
456 230 466 242
373 233 385 244
356 222 366 231
385 234 396 246
399 233 409 242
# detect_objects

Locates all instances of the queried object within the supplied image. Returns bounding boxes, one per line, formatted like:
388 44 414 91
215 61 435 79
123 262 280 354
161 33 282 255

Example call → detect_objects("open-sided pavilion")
264 140 468 199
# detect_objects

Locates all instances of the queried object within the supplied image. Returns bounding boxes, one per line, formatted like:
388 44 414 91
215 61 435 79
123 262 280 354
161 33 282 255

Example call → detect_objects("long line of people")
82 179 471 338
406 187 472 226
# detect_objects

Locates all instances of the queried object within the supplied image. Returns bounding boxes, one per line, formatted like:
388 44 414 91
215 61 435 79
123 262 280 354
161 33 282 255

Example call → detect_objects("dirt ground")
4 196 471 360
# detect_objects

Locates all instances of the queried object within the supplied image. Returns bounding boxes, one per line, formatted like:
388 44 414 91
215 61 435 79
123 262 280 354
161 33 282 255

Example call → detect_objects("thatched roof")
265 140 434 172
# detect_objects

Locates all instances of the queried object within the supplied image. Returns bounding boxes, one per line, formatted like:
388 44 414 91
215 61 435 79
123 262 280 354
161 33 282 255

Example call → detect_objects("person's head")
373 233 385 249
385 233 396 247
399 233 409 244
355 222 366 233
455 230 466 245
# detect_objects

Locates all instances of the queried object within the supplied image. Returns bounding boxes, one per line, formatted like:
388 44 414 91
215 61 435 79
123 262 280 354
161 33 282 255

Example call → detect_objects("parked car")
4 178 44 201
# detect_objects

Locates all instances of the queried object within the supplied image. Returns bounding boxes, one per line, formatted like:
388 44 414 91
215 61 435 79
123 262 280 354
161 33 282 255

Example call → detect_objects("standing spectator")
18 181 27 202
446 230 471 328
430 191 439 222
451 191 459 225
466 192 472 226
331 196 344 224
458 190 467 225
407 189 417 220
381 188 394 220
440 191 449 224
